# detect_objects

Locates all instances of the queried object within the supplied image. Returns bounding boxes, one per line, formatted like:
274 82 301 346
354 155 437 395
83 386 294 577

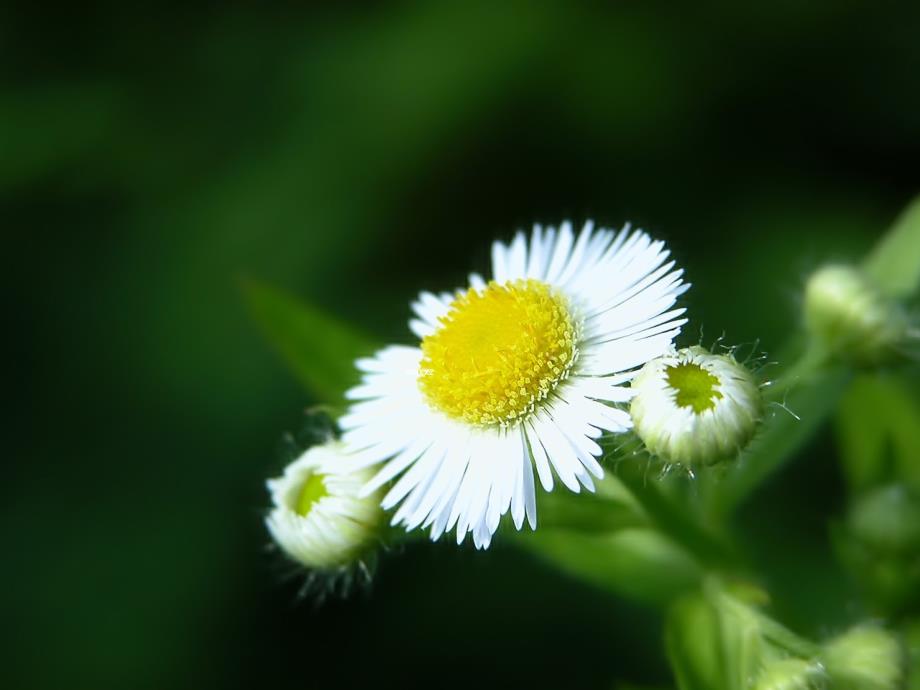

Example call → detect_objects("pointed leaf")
836 373 920 493
514 527 702 607
864 195 920 299
242 278 377 404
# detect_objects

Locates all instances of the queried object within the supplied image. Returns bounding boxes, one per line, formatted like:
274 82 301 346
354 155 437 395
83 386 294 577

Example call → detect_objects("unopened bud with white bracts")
753 659 828 690
629 346 763 466
265 440 385 570
820 625 904 690
804 264 909 364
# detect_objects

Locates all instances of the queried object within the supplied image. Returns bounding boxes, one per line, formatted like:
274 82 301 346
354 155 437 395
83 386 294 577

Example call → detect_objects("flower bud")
848 484 920 556
836 484 920 614
629 346 763 466
265 440 385 570
667 583 823 690
753 659 827 690
804 264 908 364
820 626 904 690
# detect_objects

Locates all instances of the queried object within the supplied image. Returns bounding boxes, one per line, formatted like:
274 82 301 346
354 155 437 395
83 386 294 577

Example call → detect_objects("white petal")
523 451 537 530
506 231 528 280
532 414 582 493
543 221 574 285
492 239 509 284
510 430 526 529
411 291 451 328
382 440 447 510
555 220 594 288
360 437 432 496
403 433 471 529
525 224 547 279
525 422 554 491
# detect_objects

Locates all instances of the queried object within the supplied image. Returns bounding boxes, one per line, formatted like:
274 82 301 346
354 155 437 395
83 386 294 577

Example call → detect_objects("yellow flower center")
666 363 723 413
419 279 577 427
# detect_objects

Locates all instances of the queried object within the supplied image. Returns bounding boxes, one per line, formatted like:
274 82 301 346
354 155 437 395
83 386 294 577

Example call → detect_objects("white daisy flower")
265 441 385 569
629 346 763 467
341 221 689 549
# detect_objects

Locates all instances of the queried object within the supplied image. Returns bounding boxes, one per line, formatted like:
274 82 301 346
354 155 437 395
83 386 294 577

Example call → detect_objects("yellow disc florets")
419 279 577 427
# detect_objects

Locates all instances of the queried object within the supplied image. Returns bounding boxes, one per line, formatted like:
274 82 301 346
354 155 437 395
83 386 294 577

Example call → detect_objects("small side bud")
265 440 385 571
668 583 825 690
804 264 908 364
836 484 920 614
848 484 920 556
753 659 828 690
630 346 763 466
820 625 904 690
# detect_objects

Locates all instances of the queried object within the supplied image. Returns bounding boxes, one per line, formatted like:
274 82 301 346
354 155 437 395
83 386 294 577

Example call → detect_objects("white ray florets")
629 346 762 466
266 441 385 569
342 221 689 548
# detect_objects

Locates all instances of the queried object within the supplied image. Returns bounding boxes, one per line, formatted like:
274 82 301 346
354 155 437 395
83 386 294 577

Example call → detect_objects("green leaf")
706 344 851 518
666 592 725 690
705 194 920 518
904 619 920 690
514 526 702 607
835 373 920 493
242 278 377 405
666 584 818 690
864 195 920 299
513 476 707 607
535 476 649 533
613 460 739 569
717 600 767 690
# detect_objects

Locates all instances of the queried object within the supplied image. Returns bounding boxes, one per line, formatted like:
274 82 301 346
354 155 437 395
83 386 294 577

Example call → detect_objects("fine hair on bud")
629 345 764 467
265 440 386 593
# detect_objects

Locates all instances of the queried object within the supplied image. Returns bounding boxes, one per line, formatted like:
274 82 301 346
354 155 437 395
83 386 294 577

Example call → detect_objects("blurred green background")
4 2 920 688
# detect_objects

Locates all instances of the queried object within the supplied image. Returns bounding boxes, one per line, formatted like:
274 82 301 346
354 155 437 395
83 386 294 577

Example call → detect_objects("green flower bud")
629 346 763 466
804 264 908 364
849 484 920 555
265 440 386 570
753 659 828 690
667 583 823 690
821 626 904 690
836 485 920 614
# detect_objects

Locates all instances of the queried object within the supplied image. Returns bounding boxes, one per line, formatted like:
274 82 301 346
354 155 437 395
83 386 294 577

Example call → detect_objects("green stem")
762 341 830 404
704 342 851 521
615 463 740 571
714 589 821 658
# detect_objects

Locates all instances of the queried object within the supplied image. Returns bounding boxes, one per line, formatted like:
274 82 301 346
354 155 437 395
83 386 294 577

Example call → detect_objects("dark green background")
4 2 919 688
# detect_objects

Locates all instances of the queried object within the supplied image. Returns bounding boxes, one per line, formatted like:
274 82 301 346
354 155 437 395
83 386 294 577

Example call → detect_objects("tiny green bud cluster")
837 484 920 614
630 346 763 466
669 583 904 690
265 441 385 570
804 264 908 364
848 484 920 555
753 659 827 690
820 626 904 690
